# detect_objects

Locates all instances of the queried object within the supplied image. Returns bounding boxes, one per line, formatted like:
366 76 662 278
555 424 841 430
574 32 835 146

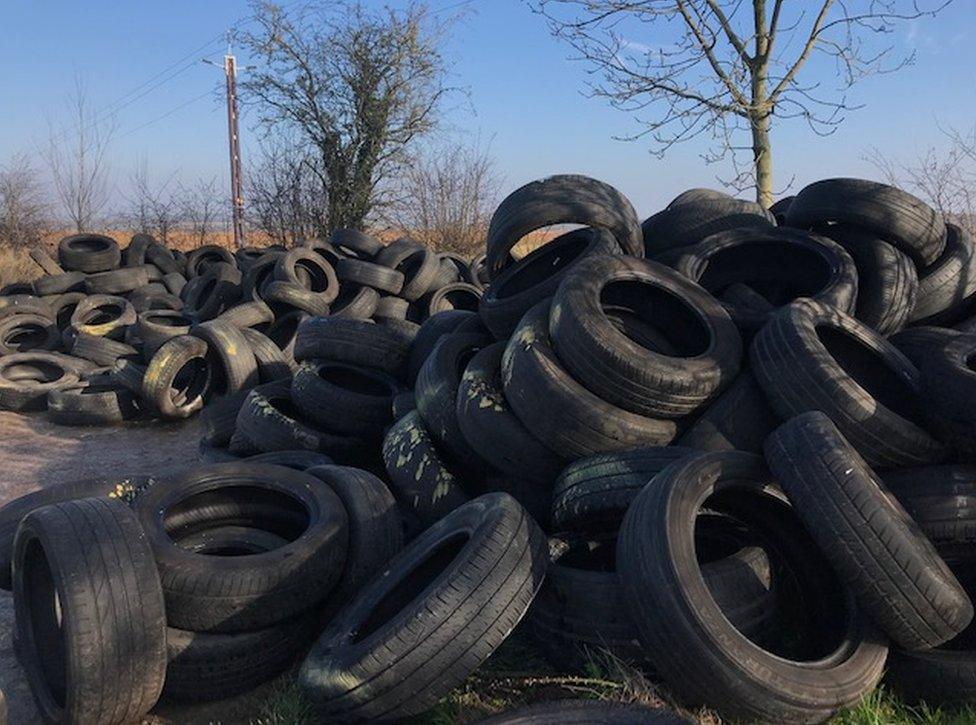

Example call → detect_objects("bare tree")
389 139 500 255
179 177 223 246
866 127 976 235
125 161 183 243
532 0 951 206
238 0 450 232
0 153 49 246
246 139 327 245
46 77 116 231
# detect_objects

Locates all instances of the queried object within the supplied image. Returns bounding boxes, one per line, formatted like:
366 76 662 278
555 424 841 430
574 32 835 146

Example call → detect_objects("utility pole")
224 54 245 248
204 47 246 248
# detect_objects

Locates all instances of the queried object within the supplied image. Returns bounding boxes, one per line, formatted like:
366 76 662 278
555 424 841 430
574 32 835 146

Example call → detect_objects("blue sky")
1 0 973 217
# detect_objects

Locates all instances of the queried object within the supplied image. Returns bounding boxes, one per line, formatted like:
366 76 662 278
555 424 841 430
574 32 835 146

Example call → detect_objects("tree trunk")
751 112 773 208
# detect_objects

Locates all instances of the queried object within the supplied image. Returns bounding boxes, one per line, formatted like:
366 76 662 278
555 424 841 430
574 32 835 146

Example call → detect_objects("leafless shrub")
246 139 326 245
45 77 116 231
179 177 224 246
124 161 183 243
389 140 500 255
0 153 49 247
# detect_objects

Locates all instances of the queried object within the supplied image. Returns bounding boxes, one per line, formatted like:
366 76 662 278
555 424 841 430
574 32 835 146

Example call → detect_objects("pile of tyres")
6 174 976 724
0 230 485 425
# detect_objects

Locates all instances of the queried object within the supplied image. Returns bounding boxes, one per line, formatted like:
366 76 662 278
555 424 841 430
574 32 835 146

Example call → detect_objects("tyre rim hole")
600 280 710 357
494 229 591 299
21 538 68 706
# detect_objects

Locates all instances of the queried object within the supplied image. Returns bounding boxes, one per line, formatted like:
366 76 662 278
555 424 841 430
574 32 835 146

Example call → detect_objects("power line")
113 90 214 141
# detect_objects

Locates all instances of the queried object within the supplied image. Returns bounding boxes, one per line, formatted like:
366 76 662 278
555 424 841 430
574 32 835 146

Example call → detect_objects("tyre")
374 240 438 301
392 390 416 420
47 380 140 425
751 298 945 469
133 461 348 632
551 254 743 417
299 492 548 722
336 258 405 295
883 465 976 560
406 309 477 383
501 301 676 458
137 309 191 357
0 474 157 590
0 294 52 321
330 228 383 257
668 187 730 207
675 371 780 454
479 227 619 339
246 449 334 469
672 227 858 334
163 614 318 701
415 331 494 466
764 411 973 650
813 222 918 334
32 270 85 296
456 343 566 483
70 294 136 340
182 264 242 321
0 314 59 355
291 359 401 437
185 244 236 277
550 446 698 532
373 295 409 320
785 177 946 266
274 248 340 302
162 272 187 296
486 174 643 278
13 497 167 724
617 450 888 723
216 300 274 329
425 282 482 315
235 385 371 463
294 316 413 379
919 334 976 456
191 319 260 396
0 352 80 411
768 195 794 225
306 465 403 614
330 284 380 319
381 410 470 526
242 251 284 302
29 246 64 276
240 327 293 382
889 325 962 367
263 279 332 316
70 331 138 366
57 233 121 272
641 197 774 257
84 266 149 294
142 335 212 419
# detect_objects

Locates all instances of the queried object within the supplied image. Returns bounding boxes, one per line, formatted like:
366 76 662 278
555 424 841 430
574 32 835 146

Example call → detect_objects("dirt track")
0 412 205 723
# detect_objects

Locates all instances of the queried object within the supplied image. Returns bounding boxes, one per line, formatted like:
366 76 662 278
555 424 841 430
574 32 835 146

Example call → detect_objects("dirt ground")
0 411 232 724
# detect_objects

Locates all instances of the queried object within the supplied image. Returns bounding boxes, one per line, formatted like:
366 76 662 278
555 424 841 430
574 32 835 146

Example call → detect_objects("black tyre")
0 294 52 321
751 298 945 469
373 240 438 301
0 352 80 411
890 325 961 367
274 247 340 301
13 497 167 724
32 271 85 296
765 411 973 650
162 271 187 296
0 314 59 355
29 246 64 276
415 331 494 466
551 254 742 417
295 316 412 379
768 195 794 225
142 335 212 419
502 301 676 458
486 174 643 278
70 331 138 366
786 177 946 266
291 359 400 437
617 450 888 723
57 234 121 272
134 461 348 632
191 319 259 396
406 309 477 383
182 264 242 321
884 465 976 560
137 309 191 357
550 446 698 532
263 279 331 316
330 227 383 257
642 197 774 257
47 380 140 425
185 244 235 278
479 227 619 339
240 327 293 382
479 700 685 724
814 222 919 334
373 295 409 320
298 492 548 722
330 284 380 320
456 343 566 483
673 227 858 334
236 385 371 463
69 294 136 340
676 371 780 454
425 282 482 315
84 266 149 294
336 258 404 295
306 465 403 614
381 410 470 526
216 300 274 329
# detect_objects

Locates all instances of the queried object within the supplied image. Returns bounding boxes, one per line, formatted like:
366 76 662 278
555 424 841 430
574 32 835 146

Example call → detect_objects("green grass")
247 638 976 725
